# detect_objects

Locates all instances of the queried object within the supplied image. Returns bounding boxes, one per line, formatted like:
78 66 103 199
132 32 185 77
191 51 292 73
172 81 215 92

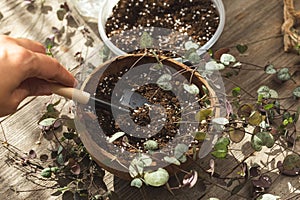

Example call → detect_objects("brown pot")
75 54 219 180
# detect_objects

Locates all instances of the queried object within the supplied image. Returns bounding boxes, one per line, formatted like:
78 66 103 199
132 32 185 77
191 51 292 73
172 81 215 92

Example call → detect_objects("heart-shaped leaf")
183 83 200 94
143 140 159 150
192 131 206 141
157 74 172 90
251 132 275 151
248 111 264 126
264 64 277 74
236 44 248 54
293 87 300 98
39 118 56 127
174 144 189 160
237 104 254 118
140 32 153 49
187 51 201 64
205 60 225 71
131 178 143 188
164 156 181 166
184 41 200 50
220 54 236 65
277 68 291 81
228 127 245 143
211 137 230 158
195 109 213 122
144 168 169 187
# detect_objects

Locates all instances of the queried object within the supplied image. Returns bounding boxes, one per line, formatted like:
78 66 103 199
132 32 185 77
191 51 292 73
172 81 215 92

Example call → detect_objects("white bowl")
98 0 225 56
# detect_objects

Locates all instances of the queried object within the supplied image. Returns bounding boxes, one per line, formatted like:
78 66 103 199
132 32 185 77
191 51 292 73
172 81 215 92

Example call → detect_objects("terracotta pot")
75 54 219 180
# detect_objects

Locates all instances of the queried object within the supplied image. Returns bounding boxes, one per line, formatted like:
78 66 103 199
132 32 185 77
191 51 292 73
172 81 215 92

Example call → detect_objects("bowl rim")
97 0 226 56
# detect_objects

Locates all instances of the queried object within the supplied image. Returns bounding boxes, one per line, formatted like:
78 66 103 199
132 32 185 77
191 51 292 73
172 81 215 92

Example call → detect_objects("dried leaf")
228 127 245 143
108 132 125 143
182 170 198 188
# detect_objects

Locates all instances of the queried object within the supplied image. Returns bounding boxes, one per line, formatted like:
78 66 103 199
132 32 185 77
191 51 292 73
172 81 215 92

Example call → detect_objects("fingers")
24 53 76 87
0 35 46 54
15 38 46 54
11 78 53 104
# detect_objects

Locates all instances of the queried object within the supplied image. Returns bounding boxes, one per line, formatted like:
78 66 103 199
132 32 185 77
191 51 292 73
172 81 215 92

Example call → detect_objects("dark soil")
93 56 204 153
105 0 220 56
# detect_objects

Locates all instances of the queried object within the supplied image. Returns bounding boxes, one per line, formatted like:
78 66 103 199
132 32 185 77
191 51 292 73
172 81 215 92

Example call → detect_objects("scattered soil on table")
105 0 220 55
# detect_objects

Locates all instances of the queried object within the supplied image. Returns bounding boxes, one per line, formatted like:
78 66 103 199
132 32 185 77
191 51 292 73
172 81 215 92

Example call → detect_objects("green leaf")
164 156 181 165
293 87 300 98
212 137 230 158
251 132 275 151
143 140 159 150
108 132 125 143
183 83 200 94
257 86 278 99
184 41 199 50
211 149 228 158
140 32 153 49
39 118 56 127
130 178 143 188
264 104 274 110
220 54 236 65
232 87 241 97
56 9 67 21
212 117 229 125
282 154 300 171
236 44 248 54
41 168 52 178
174 144 189 160
205 60 225 71
248 111 263 126
277 68 291 81
157 74 172 91
50 167 60 173
129 154 152 178
192 131 206 141
144 168 169 187
214 137 230 149
265 64 277 74
187 51 201 64
195 109 212 122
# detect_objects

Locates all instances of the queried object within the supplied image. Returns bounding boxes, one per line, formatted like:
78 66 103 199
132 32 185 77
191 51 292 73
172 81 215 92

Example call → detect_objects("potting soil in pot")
93 56 206 155
105 0 220 55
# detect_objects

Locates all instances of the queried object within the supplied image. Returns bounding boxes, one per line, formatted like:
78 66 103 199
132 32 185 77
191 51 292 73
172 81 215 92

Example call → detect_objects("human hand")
0 35 76 117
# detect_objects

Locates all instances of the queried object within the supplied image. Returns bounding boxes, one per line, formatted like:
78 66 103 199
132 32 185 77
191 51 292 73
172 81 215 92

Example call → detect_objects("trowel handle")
50 83 91 105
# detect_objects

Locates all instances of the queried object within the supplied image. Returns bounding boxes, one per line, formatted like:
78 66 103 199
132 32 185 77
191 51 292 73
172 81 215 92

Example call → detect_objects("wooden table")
0 0 299 199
